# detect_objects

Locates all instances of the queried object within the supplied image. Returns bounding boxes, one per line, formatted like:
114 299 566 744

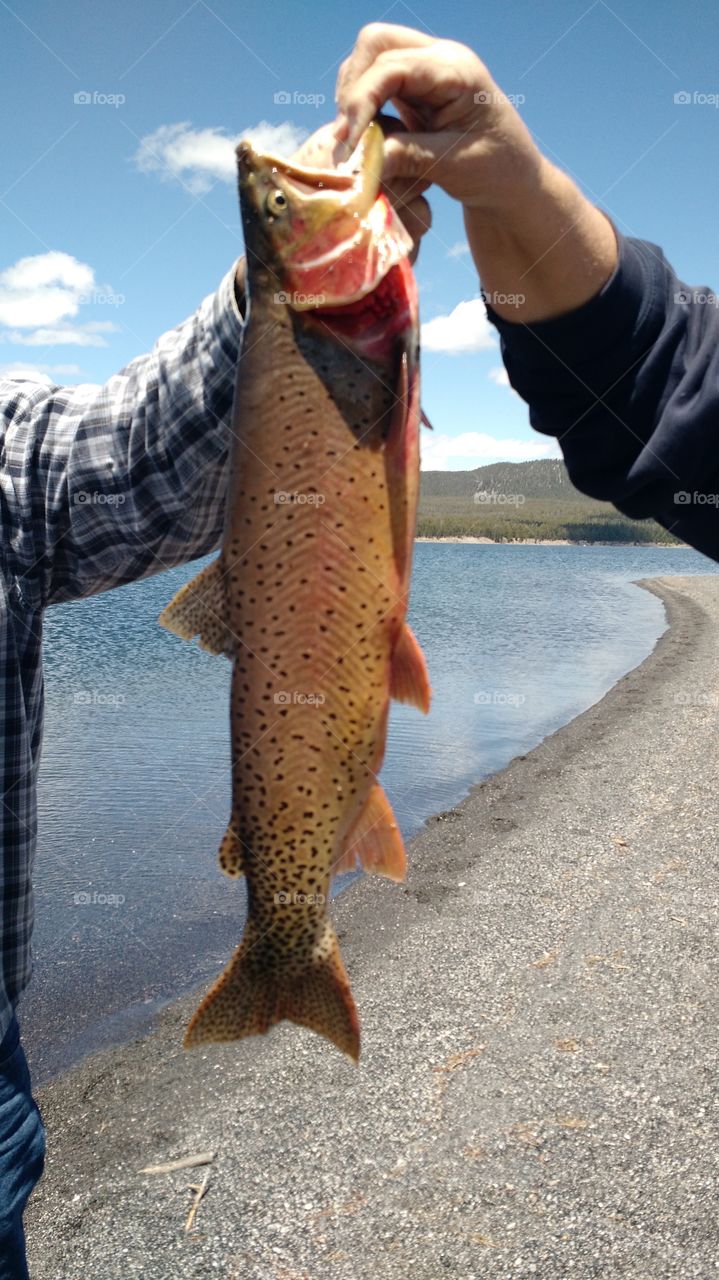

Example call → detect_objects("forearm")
488 232 719 561
465 158 618 323
334 24 719 557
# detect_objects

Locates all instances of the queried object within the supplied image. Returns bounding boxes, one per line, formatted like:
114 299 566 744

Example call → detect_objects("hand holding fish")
335 23 618 324
334 23 541 213
234 117 432 305
293 119 432 262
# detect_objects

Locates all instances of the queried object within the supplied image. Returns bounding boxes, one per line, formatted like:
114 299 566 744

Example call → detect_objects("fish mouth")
236 121 384 225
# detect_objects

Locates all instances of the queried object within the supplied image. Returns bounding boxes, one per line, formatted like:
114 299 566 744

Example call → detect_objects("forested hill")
417 459 680 544
421 459 585 501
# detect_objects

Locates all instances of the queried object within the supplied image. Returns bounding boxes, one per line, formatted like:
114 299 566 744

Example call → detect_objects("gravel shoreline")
26 575 719 1279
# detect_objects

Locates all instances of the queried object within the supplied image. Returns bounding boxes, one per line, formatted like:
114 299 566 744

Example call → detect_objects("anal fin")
390 623 431 713
158 557 234 657
332 782 407 882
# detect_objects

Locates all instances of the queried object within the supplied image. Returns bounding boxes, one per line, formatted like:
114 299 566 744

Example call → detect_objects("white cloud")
134 120 308 196
241 121 309 158
0 252 121 347
421 299 495 354
0 251 97 329
0 362 84 384
1 253 93 294
488 365 510 387
447 241 470 259
0 250 120 351
421 432 561 471
4 321 118 347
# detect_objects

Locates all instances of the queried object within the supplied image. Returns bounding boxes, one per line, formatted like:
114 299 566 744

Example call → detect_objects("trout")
159 123 430 1061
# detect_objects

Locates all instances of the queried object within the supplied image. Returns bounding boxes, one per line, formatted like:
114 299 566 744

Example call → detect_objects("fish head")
236 122 414 315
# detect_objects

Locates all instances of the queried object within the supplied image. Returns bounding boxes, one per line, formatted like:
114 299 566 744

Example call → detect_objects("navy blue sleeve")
485 233 719 560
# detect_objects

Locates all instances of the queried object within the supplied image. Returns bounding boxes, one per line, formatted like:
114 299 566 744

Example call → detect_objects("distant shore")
415 535 682 547
416 535 571 545
27 575 718 1279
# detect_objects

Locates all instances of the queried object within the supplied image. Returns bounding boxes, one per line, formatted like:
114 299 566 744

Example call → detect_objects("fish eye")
266 189 288 216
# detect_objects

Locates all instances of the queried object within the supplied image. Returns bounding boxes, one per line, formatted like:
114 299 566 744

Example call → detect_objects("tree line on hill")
417 460 680 544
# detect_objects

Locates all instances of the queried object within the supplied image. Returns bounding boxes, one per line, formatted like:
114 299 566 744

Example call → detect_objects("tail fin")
184 919 360 1061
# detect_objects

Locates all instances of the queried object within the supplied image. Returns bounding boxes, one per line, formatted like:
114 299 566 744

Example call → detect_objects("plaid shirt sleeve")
0 263 243 609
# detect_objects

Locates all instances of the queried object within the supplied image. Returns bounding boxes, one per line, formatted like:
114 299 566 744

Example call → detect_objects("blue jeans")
0 1018 45 1280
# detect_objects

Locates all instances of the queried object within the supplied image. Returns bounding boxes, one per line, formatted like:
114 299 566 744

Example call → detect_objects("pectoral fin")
390 623 431 713
158 557 234 657
218 825 245 878
332 782 407 882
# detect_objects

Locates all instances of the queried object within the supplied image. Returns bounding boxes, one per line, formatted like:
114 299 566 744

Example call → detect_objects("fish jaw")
236 122 413 310
236 121 382 249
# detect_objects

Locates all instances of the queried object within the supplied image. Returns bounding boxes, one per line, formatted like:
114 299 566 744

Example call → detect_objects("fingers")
336 23 434 105
373 110 411 140
336 47 454 150
383 170 430 209
381 132 458 190
288 118 437 216
396 194 432 263
375 119 432 250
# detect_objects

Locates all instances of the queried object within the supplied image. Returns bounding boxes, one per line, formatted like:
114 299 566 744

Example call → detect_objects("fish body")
159 124 430 1061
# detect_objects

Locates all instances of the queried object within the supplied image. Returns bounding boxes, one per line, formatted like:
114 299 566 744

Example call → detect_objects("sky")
1 0 718 469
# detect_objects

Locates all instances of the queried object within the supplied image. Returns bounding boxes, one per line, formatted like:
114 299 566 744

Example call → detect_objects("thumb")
382 131 458 191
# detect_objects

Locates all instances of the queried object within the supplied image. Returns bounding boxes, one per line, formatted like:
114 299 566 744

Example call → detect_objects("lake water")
23 543 714 1080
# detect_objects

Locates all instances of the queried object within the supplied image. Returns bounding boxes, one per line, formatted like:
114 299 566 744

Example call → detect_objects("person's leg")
0 1018 45 1280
